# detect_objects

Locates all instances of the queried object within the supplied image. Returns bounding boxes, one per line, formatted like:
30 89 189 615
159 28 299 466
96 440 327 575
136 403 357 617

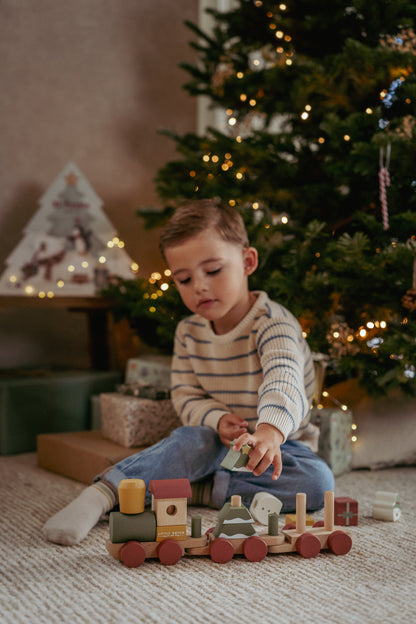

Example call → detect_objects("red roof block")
148 478 192 500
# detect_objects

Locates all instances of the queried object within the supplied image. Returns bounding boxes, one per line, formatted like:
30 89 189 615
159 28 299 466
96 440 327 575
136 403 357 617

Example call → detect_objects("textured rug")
1 453 415 624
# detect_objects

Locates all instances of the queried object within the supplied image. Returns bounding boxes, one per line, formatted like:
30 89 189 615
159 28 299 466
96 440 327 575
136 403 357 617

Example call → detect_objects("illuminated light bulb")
366 107 373 114
344 135 351 141
302 331 307 338
161 283 169 291
367 321 375 329
156 290 163 297
164 269 171 277
240 94 247 101
269 23 277 30
228 117 237 126
9 275 17 283
189 170 196 177
202 154 210 162
149 278 156 284
68 265 75 272
405 98 411 104
279 3 287 10
25 285 34 295
226 108 233 115
252 202 260 209
359 328 367 338
149 306 156 313
107 241 115 248
333 331 340 339
347 335 354 342
380 321 387 328
236 136 242 143
151 272 162 280
207 173 214 180
351 423 357 430
57 280 64 288
98 256 107 264
281 215 288 224
143 293 149 299
305 105 312 111
225 153 232 159
265 224 270 229
255 0 262 6
249 99 256 106
317 403 324 409
151 293 158 299
276 46 284 53
275 31 284 39
315 252 320 258
237 72 244 79
131 262 139 272
341 405 348 411
318 137 325 144
301 112 309 120
38 291 46 298
351 435 358 443
47 291 54 298
229 199 236 206
236 172 243 180
284 35 292 42
113 237 120 244
221 164 229 171
81 261 89 268
118 241 124 248
285 59 293 66
253 59 260 67
211 155 219 162
266 10 272 16
322 391 329 397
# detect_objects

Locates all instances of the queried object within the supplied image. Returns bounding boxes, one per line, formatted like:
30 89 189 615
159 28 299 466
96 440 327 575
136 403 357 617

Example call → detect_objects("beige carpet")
1 453 415 624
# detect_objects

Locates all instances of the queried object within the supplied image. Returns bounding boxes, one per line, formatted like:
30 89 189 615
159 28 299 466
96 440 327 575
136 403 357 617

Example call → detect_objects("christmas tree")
0 162 138 297
107 0 416 396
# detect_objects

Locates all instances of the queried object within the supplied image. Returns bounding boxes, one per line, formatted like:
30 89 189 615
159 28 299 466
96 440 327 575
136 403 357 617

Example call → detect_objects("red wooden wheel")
328 530 352 556
210 537 235 563
243 536 268 562
283 523 297 530
296 533 321 558
313 520 325 527
157 539 183 565
120 541 146 568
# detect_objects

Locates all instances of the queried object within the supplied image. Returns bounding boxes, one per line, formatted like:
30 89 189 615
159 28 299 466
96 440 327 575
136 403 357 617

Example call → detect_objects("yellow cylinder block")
119 479 146 514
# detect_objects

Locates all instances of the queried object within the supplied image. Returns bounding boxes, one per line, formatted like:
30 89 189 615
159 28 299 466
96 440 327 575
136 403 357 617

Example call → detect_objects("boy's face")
165 228 258 335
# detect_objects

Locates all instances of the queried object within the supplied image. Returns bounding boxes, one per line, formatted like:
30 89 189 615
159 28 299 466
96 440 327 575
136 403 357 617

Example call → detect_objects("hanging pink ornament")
379 144 391 230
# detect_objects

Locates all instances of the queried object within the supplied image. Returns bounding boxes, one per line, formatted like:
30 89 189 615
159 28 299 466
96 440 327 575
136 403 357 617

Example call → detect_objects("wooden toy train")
105 478 353 567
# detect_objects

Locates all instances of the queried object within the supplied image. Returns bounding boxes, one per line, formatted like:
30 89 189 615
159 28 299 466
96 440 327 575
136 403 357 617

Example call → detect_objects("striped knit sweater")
171 291 319 449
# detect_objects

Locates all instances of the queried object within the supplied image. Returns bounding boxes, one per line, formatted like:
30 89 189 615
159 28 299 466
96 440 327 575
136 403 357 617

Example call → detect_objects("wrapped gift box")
0 370 121 455
334 496 358 526
310 407 352 475
37 430 145 484
100 392 181 448
125 356 172 387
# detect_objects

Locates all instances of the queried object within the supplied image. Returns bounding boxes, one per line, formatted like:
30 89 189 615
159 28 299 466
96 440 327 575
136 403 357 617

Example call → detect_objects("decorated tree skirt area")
323 378 416 470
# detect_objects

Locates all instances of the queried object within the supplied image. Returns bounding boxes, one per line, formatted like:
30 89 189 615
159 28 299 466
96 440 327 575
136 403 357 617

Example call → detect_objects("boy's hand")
218 413 248 447
232 423 284 481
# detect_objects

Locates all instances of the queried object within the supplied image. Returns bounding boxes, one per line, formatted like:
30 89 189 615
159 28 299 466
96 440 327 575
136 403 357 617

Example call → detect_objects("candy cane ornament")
379 144 391 230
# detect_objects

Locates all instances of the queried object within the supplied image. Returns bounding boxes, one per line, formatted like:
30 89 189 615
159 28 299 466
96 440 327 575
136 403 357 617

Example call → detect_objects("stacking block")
310 407 352 475
100 393 181 448
37 430 146 483
372 491 401 521
0 370 121 455
334 496 358 526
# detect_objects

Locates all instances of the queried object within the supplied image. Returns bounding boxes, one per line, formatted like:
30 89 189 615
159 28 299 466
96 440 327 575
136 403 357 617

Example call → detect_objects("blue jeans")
99 426 334 512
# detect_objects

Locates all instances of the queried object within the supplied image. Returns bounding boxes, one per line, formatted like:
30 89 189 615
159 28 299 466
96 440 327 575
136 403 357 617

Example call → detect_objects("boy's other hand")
233 423 284 481
218 413 248 447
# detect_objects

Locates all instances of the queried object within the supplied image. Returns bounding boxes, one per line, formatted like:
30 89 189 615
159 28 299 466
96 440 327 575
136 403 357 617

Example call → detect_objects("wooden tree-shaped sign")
0 162 138 297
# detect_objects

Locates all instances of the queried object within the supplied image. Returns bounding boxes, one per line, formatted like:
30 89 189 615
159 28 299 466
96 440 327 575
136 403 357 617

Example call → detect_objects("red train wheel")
328 530 352 556
296 533 321 558
120 541 146 568
243 536 268 562
157 539 183 565
210 537 234 563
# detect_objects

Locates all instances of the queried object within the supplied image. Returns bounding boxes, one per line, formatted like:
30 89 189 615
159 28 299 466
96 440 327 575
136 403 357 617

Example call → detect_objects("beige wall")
0 0 198 369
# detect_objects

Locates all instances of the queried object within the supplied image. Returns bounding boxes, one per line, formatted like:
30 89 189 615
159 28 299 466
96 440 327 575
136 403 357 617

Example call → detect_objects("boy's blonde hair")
159 200 249 260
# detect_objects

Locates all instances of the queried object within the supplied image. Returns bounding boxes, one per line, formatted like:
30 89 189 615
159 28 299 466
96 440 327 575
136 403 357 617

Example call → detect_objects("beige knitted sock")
42 483 116 546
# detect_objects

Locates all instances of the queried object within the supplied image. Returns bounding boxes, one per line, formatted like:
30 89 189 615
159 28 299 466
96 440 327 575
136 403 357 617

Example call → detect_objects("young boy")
43 200 334 545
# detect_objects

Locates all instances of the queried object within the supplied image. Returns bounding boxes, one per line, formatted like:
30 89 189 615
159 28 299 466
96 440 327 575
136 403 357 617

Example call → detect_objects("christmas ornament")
379 144 391 230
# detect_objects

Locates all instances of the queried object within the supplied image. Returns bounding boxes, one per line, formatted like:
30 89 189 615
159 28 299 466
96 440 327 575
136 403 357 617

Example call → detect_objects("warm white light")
151 272 162 280
359 328 367 337
81 261 89 268
301 112 309 120
228 117 237 126
98 256 107 264
164 269 171 277
161 283 169 291
25 285 34 295
57 280 64 288
131 263 139 272
380 320 387 328
9 275 17 283
68 265 75 272
351 435 358 443
281 215 288 224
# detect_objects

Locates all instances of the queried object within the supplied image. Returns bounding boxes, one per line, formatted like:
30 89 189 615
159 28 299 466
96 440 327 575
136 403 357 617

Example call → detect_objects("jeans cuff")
211 469 231 509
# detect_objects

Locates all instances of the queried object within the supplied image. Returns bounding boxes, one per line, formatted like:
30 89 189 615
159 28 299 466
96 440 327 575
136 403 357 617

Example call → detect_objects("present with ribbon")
334 496 358 526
